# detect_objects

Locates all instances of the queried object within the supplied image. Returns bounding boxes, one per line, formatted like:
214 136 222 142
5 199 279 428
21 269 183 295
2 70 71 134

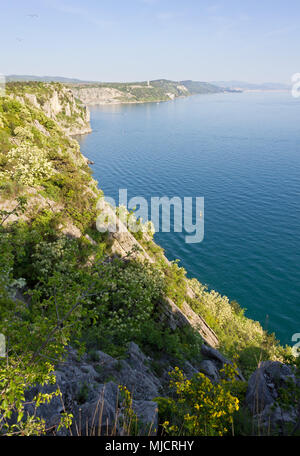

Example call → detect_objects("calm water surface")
77 92 300 345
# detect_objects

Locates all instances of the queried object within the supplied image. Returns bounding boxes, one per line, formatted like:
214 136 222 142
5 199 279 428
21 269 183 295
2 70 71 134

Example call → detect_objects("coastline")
1 82 298 437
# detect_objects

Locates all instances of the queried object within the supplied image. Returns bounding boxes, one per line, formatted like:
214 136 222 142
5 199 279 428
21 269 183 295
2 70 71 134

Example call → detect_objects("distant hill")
212 80 290 91
6 75 90 83
180 80 223 94
6 76 289 92
70 79 226 105
6 75 222 92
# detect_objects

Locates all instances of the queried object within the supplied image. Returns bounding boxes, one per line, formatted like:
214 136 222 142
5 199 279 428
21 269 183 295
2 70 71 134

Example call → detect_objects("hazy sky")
1 0 299 83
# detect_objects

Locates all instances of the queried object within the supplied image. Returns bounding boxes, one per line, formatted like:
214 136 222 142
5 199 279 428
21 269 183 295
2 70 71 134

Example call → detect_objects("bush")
187 279 291 376
87 258 165 345
136 320 203 364
163 260 187 307
1 143 54 186
157 364 240 436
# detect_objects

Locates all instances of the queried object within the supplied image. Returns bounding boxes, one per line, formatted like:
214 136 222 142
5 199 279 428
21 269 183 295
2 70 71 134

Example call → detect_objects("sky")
1 0 300 83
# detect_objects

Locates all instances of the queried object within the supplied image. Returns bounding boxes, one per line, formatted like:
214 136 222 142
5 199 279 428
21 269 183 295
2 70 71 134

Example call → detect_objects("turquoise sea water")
77 92 300 345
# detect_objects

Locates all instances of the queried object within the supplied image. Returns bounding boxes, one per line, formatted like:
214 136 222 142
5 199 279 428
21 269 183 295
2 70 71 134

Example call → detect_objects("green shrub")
76 382 89 404
187 279 291 376
163 260 187 307
156 364 240 436
136 320 203 364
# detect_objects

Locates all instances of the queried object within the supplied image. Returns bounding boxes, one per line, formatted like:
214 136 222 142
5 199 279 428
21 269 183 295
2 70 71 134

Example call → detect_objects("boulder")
92 344 162 401
245 361 299 433
200 344 245 381
131 400 158 436
75 382 119 436
199 360 220 383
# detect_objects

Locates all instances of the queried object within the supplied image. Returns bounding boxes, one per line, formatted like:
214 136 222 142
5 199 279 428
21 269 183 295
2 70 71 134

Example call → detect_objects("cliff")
0 82 298 437
6 81 91 135
70 79 223 106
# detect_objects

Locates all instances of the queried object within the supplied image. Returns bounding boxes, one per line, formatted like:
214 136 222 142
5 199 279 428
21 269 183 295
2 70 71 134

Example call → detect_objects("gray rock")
132 400 158 436
199 360 220 383
200 344 245 381
127 342 149 370
91 344 162 401
246 364 276 415
182 361 199 379
201 344 229 366
75 382 119 436
22 344 163 436
25 382 66 433
261 404 298 431
245 361 299 433
157 297 219 348
72 383 159 436
120 344 161 400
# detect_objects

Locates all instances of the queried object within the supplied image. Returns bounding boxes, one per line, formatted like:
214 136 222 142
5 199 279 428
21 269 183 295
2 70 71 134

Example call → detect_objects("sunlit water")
77 92 300 345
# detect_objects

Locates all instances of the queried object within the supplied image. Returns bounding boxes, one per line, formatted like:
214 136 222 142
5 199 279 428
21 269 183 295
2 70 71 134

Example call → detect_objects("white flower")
2 142 54 186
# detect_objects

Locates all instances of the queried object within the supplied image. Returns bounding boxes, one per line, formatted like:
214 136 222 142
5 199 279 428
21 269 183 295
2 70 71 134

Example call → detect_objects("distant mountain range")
6 75 290 91
6 75 222 90
212 80 290 91
6 75 91 83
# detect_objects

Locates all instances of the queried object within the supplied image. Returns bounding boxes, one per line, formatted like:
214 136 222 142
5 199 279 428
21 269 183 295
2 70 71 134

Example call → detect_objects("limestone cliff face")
71 83 188 106
10 84 91 136
71 86 134 105
70 80 222 106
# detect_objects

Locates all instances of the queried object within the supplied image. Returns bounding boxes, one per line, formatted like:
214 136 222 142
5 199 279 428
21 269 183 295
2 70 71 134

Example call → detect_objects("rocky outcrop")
25 344 160 436
10 84 91 136
199 359 221 383
71 83 185 106
157 297 219 348
23 340 252 436
25 338 251 436
71 86 134 105
200 344 245 381
245 361 300 433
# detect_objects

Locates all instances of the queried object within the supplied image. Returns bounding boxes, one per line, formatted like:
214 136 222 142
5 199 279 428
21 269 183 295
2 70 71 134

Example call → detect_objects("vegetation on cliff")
6 82 91 135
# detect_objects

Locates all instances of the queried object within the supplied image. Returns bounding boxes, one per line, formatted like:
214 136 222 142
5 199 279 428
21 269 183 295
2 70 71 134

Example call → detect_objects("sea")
77 91 300 345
